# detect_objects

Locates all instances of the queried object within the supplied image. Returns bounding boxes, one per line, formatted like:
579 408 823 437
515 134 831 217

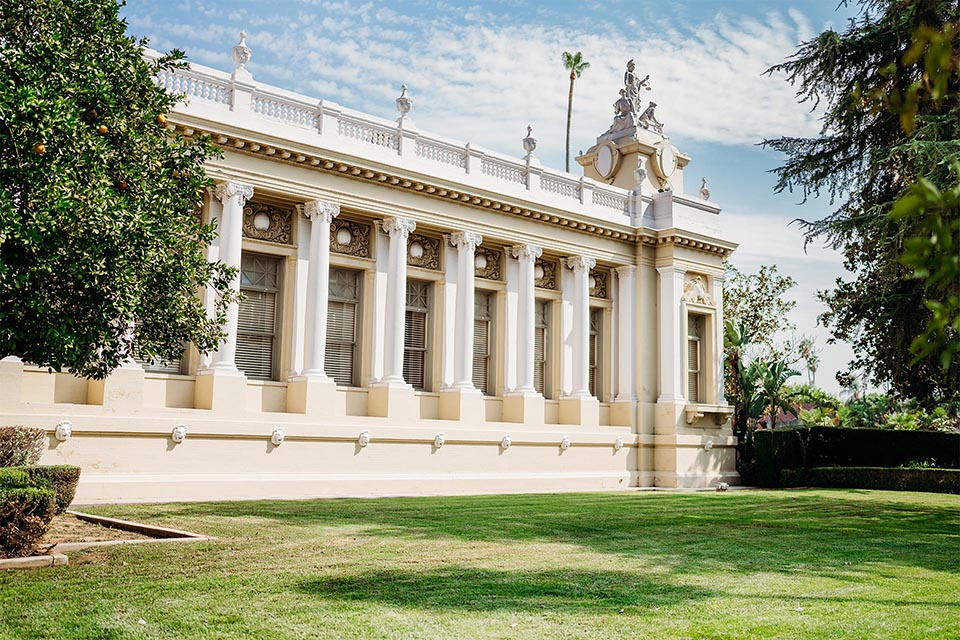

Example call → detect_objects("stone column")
713 274 726 406
368 216 418 419
611 265 637 427
504 244 545 424
440 231 485 420
195 180 253 412
559 255 598 426
656 265 686 404
288 200 343 415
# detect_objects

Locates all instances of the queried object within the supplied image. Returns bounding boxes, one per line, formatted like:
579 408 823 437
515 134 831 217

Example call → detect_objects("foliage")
0 0 236 379
758 360 801 427
798 407 840 427
838 393 896 429
788 383 841 409
0 486 55 558
0 466 30 488
763 0 960 404
0 426 45 467
561 51 589 173
781 467 960 494
18 465 80 514
723 263 798 363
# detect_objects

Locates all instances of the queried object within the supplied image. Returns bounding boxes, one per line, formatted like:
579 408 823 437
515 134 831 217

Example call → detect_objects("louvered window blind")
237 253 282 381
589 308 601 398
326 268 361 386
403 280 430 390
137 355 183 375
534 299 549 397
473 291 493 394
687 314 703 403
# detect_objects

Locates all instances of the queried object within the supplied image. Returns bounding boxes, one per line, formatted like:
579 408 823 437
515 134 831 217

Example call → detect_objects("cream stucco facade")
1 39 739 503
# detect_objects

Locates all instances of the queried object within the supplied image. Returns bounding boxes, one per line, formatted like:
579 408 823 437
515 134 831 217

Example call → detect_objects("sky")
122 0 865 393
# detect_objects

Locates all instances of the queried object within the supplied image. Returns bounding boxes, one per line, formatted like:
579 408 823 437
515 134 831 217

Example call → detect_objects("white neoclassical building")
1 35 739 502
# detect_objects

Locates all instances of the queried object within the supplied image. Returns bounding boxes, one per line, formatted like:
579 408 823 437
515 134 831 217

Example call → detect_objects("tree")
561 51 589 173
0 0 235 379
758 361 801 428
723 263 798 362
763 0 959 404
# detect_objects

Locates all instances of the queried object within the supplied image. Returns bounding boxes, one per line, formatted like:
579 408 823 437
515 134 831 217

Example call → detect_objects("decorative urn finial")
522 125 537 157
395 84 413 122
699 177 711 201
232 30 252 71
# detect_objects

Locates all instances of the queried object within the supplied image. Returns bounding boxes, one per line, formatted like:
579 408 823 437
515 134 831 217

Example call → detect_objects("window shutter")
589 308 601 398
473 318 489 394
325 300 356 386
403 309 427 389
534 326 546 395
138 356 183 375
237 290 276 380
688 337 700 403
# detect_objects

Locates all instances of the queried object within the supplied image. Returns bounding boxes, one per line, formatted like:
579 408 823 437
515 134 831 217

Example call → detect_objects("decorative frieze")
474 246 502 281
242 201 293 244
407 233 441 270
330 218 371 258
535 258 557 290
589 268 608 299
683 274 714 305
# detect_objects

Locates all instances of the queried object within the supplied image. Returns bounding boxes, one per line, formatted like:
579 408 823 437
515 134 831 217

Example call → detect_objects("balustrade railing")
251 94 317 130
415 139 467 168
155 68 230 105
480 157 526 184
337 116 399 151
540 174 581 200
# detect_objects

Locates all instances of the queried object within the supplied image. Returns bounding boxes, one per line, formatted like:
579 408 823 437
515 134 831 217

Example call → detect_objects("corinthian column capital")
449 231 483 251
381 216 416 239
302 200 340 223
564 255 597 272
511 243 542 263
214 180 254 207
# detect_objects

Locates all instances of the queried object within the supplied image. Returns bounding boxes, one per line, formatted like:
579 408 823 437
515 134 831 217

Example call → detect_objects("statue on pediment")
608 89 635 133
638 101 664 135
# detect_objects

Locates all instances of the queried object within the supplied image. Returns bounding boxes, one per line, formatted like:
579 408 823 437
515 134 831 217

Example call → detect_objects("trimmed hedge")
781 467 960 494
20 466 81 514
0 486 55 558
754 427 960 488
0 426 46 467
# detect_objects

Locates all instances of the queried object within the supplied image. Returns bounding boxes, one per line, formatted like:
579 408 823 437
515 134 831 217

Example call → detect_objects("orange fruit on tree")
98 125 108 134
33 143 46 155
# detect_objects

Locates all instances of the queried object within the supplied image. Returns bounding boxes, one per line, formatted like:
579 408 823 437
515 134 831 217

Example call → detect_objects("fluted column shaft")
209 180 253 371
449 232 483 389
512 244 542 393
381 217 416 384
566 255 596 397
301 200 340 377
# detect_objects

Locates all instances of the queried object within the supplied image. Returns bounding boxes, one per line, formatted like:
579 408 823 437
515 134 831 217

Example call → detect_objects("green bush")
0 486 55 558
19 466 81 514
0 467 31 488
781 467 960 494
839 394 895 429
0 426 46 467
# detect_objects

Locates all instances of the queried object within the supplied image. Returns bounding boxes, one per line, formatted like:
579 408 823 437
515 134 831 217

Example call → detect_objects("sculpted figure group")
609 59 664 136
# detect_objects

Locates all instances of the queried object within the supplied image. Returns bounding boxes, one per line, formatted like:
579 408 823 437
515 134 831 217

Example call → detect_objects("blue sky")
122 0 864 393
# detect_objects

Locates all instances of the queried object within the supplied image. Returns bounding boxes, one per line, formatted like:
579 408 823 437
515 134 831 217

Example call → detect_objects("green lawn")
1 489 958 639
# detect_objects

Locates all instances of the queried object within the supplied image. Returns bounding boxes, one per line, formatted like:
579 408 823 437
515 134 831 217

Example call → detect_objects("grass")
1 489 958 639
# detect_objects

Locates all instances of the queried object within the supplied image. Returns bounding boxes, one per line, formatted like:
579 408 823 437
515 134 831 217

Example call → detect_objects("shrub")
781 467 960 494
839 394 894 429
0 426 46 467
0 467 31 488
20 466 81 514
0 486 56 558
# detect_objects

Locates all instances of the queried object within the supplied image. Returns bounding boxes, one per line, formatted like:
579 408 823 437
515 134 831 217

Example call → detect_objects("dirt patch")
39 514 152 546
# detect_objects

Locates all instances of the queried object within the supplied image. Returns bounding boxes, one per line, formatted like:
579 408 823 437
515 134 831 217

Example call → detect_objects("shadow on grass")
96 491 960 577
297 566 715 611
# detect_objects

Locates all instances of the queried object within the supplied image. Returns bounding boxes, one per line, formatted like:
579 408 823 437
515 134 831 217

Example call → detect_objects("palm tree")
561 51 590 172
758 361 801 428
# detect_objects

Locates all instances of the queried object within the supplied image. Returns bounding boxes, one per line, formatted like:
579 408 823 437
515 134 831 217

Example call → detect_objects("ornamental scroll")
242 202 293 245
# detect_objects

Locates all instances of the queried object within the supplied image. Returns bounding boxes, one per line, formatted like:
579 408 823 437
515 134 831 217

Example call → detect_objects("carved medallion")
474 246 502 281
589 269 608 299
330 218 371 258
407 233 441 270
242 201 293 244
535 258 557 290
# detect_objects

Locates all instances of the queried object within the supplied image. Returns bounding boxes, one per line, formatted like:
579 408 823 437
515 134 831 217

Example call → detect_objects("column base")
87 364 145 410
609 398 637 427
0 356 24 407
558 395 599 427
287 376 343 416
502 391 544 424
439 387 486 421
367 381 418 420
194 367 248 413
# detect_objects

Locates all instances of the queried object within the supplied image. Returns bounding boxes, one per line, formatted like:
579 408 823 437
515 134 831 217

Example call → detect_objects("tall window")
589 308 602 398
326 268 361 387
473 290 494 394
403 280 430 390
534 299 550 397
687 314 703 403
237 253 282 381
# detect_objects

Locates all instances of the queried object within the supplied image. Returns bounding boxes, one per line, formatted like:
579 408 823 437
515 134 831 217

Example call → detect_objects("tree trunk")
565 72 574 173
